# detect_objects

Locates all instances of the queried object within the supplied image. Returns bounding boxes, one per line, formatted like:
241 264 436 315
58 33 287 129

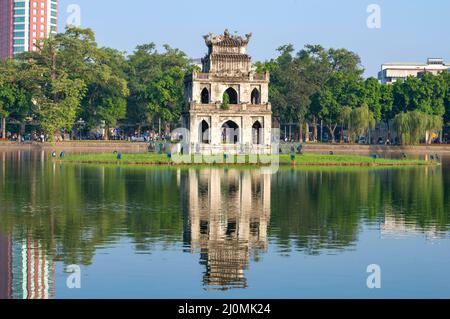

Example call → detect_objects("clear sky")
58 0 450 78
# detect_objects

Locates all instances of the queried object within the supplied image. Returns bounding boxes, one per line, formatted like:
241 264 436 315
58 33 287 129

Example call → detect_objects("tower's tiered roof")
201 30 253 75
203 29 252 48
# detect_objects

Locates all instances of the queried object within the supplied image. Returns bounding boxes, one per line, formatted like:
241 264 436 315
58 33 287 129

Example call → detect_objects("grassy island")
55 153 435 167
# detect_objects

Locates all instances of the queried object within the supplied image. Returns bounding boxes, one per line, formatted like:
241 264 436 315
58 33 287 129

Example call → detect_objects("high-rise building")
0 0 58 59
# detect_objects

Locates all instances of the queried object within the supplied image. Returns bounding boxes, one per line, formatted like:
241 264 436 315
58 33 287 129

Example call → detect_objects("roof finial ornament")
203 30 252 46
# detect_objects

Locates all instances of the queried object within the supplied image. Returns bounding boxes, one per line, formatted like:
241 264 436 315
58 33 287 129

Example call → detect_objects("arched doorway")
252 121 263 145
251 88 260 104
224 87 238 104
199 120 210 144
201 88 209 104
222 120 240 144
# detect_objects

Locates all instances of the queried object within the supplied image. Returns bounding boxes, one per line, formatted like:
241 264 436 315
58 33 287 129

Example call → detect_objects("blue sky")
58 0 450 78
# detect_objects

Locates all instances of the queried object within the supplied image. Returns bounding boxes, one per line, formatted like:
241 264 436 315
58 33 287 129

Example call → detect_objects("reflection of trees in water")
0 151 184 266
272 169 366 254
0 151 449 271
271 167 449 254
383 167 448 230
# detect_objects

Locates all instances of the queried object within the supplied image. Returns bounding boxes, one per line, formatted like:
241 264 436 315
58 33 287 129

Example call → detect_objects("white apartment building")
378 58 449 84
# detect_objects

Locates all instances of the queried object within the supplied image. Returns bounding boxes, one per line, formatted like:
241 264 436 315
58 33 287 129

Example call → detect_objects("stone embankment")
1 141 450 155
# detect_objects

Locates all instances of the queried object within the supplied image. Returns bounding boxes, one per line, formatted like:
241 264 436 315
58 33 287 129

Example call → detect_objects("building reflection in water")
182 169 271 291
0 233 55 299
381 214 439 240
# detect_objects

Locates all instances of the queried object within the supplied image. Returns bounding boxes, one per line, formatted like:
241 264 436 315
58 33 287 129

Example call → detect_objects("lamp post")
77 118 85 140
159 118 161 136
320 120 323 143
100 120 106 140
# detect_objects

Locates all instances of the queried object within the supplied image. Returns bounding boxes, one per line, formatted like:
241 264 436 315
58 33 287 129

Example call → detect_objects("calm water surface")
0 150 449 298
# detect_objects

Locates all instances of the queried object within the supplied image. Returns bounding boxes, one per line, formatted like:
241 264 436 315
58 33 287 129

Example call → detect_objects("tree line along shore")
1 27 449 145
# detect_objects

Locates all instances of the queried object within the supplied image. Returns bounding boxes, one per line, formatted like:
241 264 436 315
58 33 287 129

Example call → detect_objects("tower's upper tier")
202 29 253 76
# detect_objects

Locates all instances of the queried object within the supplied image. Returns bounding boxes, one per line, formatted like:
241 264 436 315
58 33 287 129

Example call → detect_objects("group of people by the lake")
0 129 175 144
0 131 47 143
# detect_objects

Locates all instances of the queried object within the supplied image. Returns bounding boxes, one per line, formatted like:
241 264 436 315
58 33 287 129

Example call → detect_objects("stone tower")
183 30 272 155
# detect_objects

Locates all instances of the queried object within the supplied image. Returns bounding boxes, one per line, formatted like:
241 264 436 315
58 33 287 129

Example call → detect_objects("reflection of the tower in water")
0 233 55 299
183 169 271 291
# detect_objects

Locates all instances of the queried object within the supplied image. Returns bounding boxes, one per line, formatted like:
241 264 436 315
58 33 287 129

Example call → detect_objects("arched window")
252 121 263 145
251 88 260 104
199 120 210 144
201 88 209 104
224 87 238 104
222 120 240 144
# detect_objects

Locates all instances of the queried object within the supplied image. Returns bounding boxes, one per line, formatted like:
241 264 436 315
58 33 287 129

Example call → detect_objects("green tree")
260 44 349 142
80 48 129 139
259 45 295 128
339 105 352 143
297 45 333 141
313 71 365 143
307 47 364 143
221 91 230 110
443 71 450 125
364 77 382 123
349 104 375 142
37 76 86 139
314 85 340 142
393 74 446 116
0 60 32 138
394 110 443 145
126 44 190 134
16 27 95 140
0 70 15 138
391 73 447 143
380 83 394 139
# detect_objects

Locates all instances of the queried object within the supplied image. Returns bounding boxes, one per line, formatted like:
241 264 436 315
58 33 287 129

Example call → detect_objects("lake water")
0 150 449 299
